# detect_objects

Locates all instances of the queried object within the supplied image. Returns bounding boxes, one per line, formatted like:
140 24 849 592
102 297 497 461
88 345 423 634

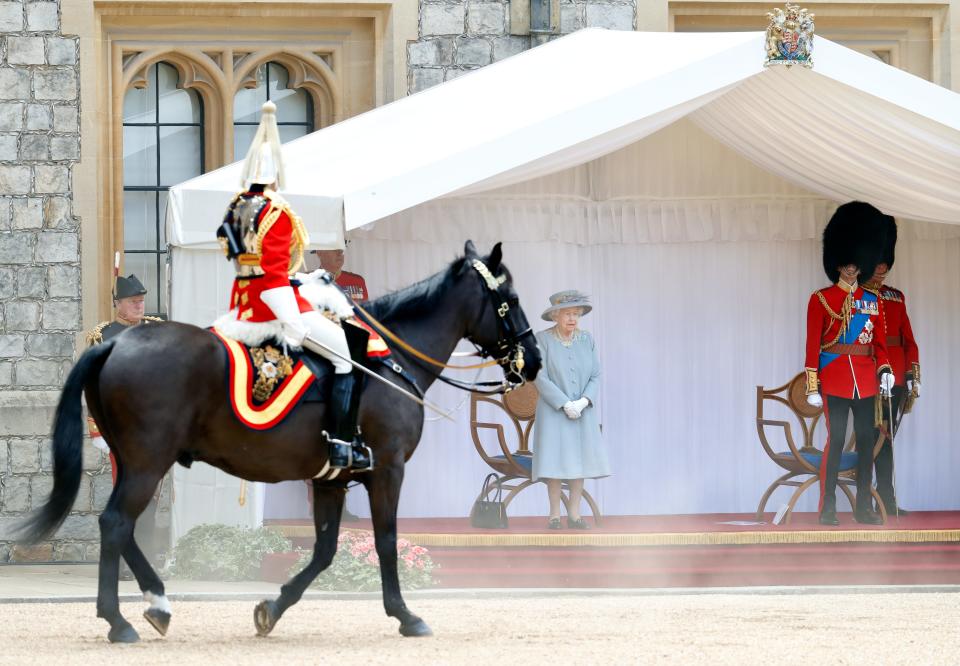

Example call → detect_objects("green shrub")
170 524 292 581
291 529 436 592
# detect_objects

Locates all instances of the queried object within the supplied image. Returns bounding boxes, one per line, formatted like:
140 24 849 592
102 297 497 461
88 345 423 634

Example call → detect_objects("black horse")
20 241 540 643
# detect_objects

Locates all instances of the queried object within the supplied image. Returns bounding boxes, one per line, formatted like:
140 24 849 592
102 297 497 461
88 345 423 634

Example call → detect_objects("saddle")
210 319 388 431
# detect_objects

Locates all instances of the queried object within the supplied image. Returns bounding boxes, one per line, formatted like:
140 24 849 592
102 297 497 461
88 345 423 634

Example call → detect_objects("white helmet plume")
240 101 285 189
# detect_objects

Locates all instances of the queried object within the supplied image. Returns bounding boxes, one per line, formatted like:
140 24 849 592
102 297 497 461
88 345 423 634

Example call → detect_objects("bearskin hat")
878 210 897 269
822 202 886 284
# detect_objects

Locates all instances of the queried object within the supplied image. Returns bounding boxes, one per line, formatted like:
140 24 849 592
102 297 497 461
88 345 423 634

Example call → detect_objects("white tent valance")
167 29 960 249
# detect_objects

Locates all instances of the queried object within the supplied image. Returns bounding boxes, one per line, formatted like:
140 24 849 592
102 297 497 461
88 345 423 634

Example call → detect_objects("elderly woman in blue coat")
532 290 610 529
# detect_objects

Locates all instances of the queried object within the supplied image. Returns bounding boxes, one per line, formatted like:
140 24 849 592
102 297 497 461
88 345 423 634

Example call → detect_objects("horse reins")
352 259 533 395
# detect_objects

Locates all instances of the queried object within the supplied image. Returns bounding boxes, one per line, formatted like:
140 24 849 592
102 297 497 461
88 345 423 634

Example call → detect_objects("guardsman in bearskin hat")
215 101 372 471
804 202 895 526
86 273 165 572
863 210 920 516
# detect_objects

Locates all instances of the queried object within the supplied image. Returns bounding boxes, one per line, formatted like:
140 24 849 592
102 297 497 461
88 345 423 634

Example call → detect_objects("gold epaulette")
143 315 165 322
86 321 111 346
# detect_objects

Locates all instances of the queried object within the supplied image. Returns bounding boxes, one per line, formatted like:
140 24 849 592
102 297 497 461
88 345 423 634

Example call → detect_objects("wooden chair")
755 372 888 524
470 382 602 524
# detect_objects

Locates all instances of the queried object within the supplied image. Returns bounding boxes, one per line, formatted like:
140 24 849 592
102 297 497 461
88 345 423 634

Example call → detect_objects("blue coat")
531 328 610 481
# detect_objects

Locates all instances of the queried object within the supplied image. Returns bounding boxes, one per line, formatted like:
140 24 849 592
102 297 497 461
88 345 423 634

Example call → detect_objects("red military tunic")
868 284 919 387
335 270 368 303
804 280 892 399
226 191 312 321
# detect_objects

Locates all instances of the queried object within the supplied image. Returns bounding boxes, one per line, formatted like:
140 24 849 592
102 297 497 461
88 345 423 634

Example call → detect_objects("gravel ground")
1 592 958 664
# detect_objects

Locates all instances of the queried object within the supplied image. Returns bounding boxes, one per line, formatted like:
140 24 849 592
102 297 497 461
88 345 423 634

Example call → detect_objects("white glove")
562 401 581 419
91 436 109 452
572 397 590 413
907 379 920 397
879 371 895 397
806 393 823 408
261 286 308 346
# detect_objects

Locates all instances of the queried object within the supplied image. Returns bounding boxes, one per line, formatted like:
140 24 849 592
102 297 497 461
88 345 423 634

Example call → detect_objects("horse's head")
460 240 541 384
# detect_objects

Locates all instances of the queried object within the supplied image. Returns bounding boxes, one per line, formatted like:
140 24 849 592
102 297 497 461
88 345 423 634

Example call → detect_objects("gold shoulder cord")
817 290 853 350
143 315 164 323
86 322 109 346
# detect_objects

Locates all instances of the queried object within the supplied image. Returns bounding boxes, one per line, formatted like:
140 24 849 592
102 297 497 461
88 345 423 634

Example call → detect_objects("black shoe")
327 437 353 470
567 517 590 530
547 518 562 530
854 509 883 525
819 509 840 526
349 442 374 472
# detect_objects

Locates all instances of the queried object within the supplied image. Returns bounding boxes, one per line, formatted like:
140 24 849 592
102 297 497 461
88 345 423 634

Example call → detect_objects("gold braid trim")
143 315 164 322
85 321 110 346
255 198 309 276
804 368 819 395
817 289 854 351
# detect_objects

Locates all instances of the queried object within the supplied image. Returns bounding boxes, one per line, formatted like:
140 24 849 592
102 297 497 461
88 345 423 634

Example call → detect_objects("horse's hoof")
108 621 140 644
254 600 278 637
144 608 171 636
399 619 433 637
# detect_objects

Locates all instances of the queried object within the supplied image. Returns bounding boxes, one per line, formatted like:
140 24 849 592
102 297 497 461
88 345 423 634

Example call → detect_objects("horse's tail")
18 340 115 544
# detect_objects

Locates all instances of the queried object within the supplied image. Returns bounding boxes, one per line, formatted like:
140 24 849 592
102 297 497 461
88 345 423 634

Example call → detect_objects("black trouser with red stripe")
874 385 907 512
819 394 876 514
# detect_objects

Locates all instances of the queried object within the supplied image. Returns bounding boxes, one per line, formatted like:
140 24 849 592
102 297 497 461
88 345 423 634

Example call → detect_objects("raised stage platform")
264 512 960 588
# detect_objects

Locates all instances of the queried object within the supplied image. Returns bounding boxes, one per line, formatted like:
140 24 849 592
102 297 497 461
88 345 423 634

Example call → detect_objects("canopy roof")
168 29 960 248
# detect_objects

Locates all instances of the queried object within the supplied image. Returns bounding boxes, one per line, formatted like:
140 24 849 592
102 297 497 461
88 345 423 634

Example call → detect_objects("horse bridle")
353 259 535 395
465 259 535 388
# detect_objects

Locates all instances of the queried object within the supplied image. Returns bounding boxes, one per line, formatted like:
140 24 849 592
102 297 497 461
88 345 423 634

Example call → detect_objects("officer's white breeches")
301 311 352 374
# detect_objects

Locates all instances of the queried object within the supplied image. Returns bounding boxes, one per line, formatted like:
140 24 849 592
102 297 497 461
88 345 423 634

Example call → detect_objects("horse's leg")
122 516 171 636
366 460 432 637
254 482 345 637
97 470 163 643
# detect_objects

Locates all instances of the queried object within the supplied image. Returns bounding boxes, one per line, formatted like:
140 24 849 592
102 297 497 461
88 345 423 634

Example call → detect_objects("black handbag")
470 473 509 529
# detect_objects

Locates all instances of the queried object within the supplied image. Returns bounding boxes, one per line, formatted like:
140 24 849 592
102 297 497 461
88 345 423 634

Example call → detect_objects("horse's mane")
364 255 469 322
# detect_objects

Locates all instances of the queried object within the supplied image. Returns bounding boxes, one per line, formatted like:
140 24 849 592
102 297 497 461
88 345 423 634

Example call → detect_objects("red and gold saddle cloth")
211 320 389 431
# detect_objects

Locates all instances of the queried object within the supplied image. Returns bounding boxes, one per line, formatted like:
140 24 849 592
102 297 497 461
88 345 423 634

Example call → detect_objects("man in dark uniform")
86 274 167 570
863 211 921 516
804 202 894 526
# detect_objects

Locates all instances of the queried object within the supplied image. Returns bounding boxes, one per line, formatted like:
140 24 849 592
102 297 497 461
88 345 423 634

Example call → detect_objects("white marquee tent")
166 29 960 538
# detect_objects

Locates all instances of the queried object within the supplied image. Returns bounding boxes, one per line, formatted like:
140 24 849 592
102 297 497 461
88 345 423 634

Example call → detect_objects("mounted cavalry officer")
863 210 920 516
215 101 372 471
804 202 894 526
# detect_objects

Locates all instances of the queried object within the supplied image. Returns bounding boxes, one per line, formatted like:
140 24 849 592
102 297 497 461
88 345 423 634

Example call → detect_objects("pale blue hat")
541 290 592 321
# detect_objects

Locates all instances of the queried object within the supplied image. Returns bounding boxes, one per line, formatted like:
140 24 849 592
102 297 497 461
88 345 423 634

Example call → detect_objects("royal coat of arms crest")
764 3 815 68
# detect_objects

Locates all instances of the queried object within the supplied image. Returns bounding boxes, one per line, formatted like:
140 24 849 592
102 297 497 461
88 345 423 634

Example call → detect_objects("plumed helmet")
822 201 886 284
240 101 285 189
114 274 147 300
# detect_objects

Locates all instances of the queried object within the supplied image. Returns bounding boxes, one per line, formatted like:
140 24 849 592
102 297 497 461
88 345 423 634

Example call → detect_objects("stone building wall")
0 0 107 562
408 0 637 93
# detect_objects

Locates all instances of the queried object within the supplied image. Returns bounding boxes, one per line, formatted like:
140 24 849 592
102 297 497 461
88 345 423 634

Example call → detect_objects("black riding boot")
325 371 373 471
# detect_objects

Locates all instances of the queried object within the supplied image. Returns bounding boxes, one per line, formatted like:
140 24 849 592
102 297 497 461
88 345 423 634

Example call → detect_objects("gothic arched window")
233 61 314 160
122 62 204 315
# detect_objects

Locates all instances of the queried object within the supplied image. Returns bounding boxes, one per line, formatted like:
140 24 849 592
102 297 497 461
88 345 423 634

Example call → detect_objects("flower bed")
290 529 436 591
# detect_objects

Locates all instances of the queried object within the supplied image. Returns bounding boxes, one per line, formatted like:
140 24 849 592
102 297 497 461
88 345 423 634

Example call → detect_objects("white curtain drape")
169 120 960 529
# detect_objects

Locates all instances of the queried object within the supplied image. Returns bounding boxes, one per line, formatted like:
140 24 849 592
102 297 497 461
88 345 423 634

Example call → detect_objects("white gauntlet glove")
91 436 109 452
261 286 308 347
907 379 920 397
562 401 581 419
806 393 823 408
879 371 896 398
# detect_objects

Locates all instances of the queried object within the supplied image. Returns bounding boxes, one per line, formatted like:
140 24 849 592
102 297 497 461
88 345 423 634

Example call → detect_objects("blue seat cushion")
491 454 533 473
779 451 858 471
